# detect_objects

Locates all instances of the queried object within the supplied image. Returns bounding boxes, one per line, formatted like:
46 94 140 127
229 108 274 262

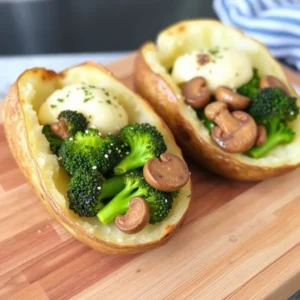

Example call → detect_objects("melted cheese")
171 47 253 92
38 84 128 135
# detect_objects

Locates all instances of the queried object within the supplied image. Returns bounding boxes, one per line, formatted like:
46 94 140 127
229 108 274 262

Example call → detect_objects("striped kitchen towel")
213 0 300 71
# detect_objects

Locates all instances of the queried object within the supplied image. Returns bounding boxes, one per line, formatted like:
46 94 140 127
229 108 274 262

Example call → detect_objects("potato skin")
3 62 191 254
134 44 297 181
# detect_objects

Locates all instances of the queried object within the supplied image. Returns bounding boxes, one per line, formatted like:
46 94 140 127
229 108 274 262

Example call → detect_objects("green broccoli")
59 128 128 175
237 68 260 98
42 125 63 154
97 169 173 225
114 123 167 175
196 109 215 133
247 87 299 158
58 110 88 137
68 170 125 217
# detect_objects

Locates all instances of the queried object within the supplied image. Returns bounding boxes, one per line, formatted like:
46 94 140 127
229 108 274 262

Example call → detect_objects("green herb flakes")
84 97 92 103
208 47 220 56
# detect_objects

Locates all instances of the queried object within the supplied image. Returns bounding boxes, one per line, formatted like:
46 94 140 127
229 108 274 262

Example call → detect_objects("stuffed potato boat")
134 20 300 181
3 62 191 254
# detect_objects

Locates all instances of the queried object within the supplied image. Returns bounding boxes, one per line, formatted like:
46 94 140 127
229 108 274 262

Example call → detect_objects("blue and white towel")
213 0 300 71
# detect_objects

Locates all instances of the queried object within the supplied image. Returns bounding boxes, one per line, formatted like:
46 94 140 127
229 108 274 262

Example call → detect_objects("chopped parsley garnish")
208 48 219 56
57 98 64 103
50 104 57 108
106 100 112 104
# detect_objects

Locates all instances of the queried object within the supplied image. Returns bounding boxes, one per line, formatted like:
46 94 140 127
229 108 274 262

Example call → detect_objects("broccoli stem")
114 150 149 175
99 175 125 200
196 109 214 133
97 186 142 224
248 133 292 159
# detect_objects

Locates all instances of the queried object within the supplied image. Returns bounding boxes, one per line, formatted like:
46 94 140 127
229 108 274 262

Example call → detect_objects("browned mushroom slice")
255 125 267 146
215 86 250 110
204 102 257 153
115 197 150 234
143 153 189 192
50 118 69 139
259 75 290 95
182 77 211 109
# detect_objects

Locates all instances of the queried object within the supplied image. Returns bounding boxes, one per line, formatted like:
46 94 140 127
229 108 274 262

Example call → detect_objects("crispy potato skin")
3 62 191 254
133 23 299 181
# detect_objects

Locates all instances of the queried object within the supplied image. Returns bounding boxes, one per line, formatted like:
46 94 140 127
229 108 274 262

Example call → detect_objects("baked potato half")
134 20 300 181
3 62 191 254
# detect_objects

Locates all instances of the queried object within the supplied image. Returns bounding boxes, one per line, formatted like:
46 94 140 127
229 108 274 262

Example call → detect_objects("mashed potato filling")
171 47 253 92
38 84 128 135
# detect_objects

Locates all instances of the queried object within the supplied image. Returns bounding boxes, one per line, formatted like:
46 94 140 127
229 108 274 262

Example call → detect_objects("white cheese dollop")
171 47 253 92
38 84 128 135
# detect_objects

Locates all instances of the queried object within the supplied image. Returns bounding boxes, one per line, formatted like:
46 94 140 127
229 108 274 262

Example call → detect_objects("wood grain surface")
1 55 300 300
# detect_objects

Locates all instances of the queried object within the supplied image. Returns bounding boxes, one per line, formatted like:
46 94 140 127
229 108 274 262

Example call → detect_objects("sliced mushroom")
115 197 150 234
256 125 267 146
182 77 211 109
215 86 250 110
50 118 69 139
143 153 189 192
259 75 290 95
204 102 257 153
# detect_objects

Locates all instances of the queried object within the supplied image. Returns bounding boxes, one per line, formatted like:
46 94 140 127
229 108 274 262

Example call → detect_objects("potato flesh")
144 20 300 167
18 65 191 245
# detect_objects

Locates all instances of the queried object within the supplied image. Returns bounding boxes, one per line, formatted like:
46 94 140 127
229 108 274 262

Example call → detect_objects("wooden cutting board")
1 55 300 300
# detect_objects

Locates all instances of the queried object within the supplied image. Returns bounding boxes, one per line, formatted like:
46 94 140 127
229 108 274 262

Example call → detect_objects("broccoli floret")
68 170 125 217
196 109 215 133
248 88 299 124
248 122 295 158
114 123 167 175
42 125 63 154
171 190 180 199
247 87 299 158
97 169 173 225
237 68 260 98
59 128 127 175
58 110 88 137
